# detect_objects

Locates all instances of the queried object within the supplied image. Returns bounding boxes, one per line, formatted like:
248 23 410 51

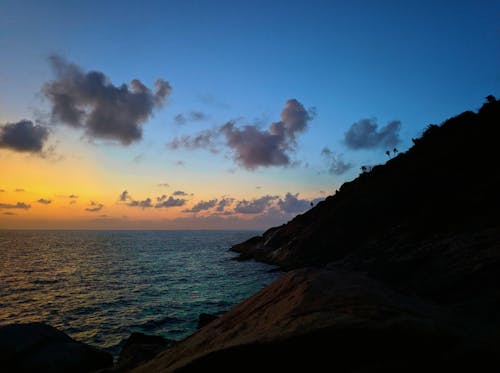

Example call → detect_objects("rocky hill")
130 98 500 372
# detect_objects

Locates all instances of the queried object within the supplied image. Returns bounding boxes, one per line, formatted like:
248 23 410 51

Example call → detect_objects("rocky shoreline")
2 98 499 372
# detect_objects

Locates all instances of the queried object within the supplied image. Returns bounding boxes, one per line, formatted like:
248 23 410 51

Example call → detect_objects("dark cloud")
321 147 353 175
277 193 312 214
216 197 234 212
183 199 218 213
158 183 169 188
0 202 31 210
175 160 185 166
69 194 78 199
85 201 104 212
43 55 172 145
172 190 189 196
234 195 278 214
154 196 186 208
221 99 314 169
0 189 4 192
156 194 167 202
119 190 131 201
37 198 52 204
0 120 50 153
344 118 401 149
168 99 314 170
128 198 153 209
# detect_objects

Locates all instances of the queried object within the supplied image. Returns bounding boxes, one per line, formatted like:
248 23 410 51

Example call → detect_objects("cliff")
131 98 500 371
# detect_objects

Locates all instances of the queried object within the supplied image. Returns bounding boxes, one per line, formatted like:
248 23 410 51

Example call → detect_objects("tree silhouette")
393 147 398 155
385 150 391 157
486 95 496 103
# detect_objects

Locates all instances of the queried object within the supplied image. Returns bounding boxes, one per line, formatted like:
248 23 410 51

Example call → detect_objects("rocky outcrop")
0 322 113 373
130 98 500 372
115 332 174 372
131 268 499 372
231 99 500 271
196 313 218 329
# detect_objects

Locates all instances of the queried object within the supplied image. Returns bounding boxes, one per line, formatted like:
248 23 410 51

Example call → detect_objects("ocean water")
0 230 280 355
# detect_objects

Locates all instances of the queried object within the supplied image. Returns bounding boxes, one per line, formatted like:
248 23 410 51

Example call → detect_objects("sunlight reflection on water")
0 230 280 355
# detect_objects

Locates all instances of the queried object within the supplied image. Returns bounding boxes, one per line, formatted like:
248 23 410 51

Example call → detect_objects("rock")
132 268 493 372
197 313 218 329
230 99 500 272
0 322 113 373
115 332 173 371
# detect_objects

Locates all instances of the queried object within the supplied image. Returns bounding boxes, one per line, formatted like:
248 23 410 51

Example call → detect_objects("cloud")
173 111 208 125
0 202 31 210
168 99 314 170
85 201 104 212
172 190 189 196
3 212 15 215
37 198 52 204
221 99 314 169
69 200 77 205
119 190 131 201
42 55 172 145
0 189 4 192
158 183 169 188
321 147 353 175
277 193 312 214
14 189 25 192
128 198 153 209
69 194 78 199
154 196 186 208
234 195 278 214
167 128 219 153
0 120 50 153
344 118 401 149
183 199 218 213
174 114 186 125
216 197 234 212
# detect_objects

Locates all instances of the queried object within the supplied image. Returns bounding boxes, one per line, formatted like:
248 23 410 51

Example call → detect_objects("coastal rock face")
231 99 500 273
115 332 174 372
131 268 494 372
131 99 500 371
0 322 113 373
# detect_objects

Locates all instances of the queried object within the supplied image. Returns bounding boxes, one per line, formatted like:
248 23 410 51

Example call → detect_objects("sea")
0 230 280 355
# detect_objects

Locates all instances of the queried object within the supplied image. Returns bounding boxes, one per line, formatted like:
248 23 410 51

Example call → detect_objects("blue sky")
0 0 498 229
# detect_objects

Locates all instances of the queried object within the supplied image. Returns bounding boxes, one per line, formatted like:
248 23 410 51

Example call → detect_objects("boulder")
197 313 218 329
115 332 173 371
0 322 112 373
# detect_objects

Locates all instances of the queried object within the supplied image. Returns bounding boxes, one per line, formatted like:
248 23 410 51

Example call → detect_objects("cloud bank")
0 202 31 210
43 55 172 145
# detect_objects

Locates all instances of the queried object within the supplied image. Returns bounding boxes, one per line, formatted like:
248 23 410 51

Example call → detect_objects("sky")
0 0 498 229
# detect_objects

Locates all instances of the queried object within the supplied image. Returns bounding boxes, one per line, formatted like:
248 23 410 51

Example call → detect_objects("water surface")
0 230 280 354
